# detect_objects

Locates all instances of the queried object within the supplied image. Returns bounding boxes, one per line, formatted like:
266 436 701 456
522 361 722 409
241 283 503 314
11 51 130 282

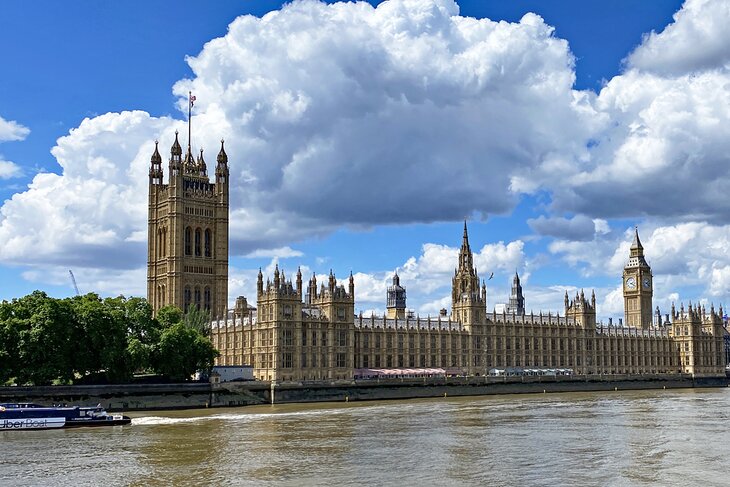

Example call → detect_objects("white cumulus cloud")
0 0 592 276
546 0 730 221
626 0 730 75
0 159 22 179
0 115 30 142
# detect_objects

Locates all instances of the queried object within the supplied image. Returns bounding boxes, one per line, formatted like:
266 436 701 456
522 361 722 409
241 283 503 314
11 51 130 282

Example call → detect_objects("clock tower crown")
623 227 653 328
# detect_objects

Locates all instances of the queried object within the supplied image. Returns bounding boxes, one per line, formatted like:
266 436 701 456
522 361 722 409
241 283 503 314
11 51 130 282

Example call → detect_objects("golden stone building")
147 132 229 319
211 224 726 381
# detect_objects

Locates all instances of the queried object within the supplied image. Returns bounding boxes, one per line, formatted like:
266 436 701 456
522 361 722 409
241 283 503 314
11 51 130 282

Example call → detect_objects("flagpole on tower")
188 91 193 151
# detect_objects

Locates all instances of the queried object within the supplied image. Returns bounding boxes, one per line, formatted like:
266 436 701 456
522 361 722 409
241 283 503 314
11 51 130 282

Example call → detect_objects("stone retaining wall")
0 374 725 411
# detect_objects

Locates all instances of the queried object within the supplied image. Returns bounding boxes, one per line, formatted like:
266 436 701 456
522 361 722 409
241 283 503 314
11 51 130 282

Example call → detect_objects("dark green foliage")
156 305 183 329
152 322 219 381
0 293 218 385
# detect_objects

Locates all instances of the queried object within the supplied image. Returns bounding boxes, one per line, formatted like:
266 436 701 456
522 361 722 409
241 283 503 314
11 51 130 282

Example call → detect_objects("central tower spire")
452 221 484 327
458 220 474 274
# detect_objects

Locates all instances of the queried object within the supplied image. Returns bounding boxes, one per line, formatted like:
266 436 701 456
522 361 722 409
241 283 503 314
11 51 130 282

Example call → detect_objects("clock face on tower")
626 277 636 289
643 277 651 289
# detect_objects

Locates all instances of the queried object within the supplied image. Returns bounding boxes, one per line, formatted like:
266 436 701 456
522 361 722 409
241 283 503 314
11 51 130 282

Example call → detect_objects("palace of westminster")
147 129 727 382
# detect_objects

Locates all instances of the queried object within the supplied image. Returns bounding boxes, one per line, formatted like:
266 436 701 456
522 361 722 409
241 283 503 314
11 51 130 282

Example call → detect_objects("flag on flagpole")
189 94 196 107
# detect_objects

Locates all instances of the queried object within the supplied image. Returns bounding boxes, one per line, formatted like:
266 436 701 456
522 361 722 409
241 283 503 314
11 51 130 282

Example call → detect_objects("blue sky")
1 0 728 321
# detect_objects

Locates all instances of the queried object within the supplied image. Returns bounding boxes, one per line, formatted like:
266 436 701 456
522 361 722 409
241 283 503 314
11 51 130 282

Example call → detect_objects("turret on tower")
386 272 407 319
149 141 163 186
506 272 525 316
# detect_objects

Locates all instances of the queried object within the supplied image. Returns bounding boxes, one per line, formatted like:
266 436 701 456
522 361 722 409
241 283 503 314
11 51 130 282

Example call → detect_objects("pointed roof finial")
198 148 206 170
171 130 182 156
217 138 228 165
151 140 162 164
631 226 643 250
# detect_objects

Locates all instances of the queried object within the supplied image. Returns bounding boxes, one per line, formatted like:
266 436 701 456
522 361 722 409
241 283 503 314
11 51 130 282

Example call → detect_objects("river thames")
2 388 729 486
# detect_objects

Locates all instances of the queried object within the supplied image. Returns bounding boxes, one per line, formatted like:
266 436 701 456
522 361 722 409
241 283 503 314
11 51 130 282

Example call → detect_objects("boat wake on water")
132 407 357 426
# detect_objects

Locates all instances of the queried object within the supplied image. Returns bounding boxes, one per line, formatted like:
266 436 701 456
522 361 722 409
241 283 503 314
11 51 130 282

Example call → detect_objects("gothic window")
184 287 192 310
204 229 212 258
185 227 192 256
194 287 201 309
204 287 211 311
195 228 202 257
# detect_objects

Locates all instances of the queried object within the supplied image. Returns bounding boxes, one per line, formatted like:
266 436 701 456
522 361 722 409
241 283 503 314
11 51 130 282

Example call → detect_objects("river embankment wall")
0 374 727 411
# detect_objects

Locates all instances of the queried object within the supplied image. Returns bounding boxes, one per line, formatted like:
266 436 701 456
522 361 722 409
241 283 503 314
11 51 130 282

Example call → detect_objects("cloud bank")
1 0 729 312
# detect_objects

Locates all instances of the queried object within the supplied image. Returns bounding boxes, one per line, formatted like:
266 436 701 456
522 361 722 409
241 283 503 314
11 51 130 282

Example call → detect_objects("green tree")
152 322 219 381
184 303 212 335
69 293 131 382
102 296 162 377
10 291 76 385
156 305 183 329
0 300 21 384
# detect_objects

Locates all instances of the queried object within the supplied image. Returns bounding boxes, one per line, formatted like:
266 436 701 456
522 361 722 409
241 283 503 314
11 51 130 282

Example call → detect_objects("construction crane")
68 270 80 296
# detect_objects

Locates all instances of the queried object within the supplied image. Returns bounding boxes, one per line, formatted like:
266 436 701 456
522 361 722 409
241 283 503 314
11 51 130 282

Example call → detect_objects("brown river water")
2 388 729 486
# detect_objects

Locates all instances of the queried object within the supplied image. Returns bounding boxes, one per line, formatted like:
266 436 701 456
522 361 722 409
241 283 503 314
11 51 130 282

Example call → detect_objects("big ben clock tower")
623 227 653 328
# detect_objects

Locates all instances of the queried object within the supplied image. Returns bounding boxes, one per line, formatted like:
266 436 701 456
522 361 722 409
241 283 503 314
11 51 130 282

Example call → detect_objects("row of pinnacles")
149 130 229 188
564 289 596 329
256 265 355 305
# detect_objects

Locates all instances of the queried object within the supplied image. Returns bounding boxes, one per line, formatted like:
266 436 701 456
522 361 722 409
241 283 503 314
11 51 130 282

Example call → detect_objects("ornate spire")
170 130 182 157
183 145 195 172
198 148 207 176
149 140 163 183
457 220 474 274
462 220 470 250
627 226 649 267
151 140 162 164
507 271 525 315
217 139 228 165
631 226 643 251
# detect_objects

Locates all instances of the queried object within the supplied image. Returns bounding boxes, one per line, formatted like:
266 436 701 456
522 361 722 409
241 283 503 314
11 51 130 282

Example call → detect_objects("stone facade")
147 132 229 319
211 224 726 381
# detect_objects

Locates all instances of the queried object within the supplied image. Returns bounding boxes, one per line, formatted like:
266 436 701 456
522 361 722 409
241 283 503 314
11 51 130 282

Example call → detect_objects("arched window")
185 227 192 256
195 228 202 257
204 229 212 258
184 286 192 310
194 287 202 309
204 287 211 311
161 285 165 306
162 228 167 258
